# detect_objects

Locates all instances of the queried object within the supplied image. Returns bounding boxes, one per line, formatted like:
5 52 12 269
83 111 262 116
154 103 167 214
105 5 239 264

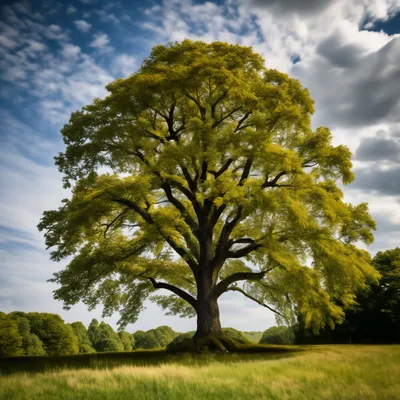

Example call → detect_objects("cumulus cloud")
90 32 110 48
0 5 114 124
112 54 136 77
293 35 400 129
74 19 92 32
355 136 400 163
245 0 336 15
350 167 400 195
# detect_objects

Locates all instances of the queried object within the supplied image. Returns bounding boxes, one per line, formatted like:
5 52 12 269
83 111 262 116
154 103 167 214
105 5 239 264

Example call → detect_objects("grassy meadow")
0 345 399 400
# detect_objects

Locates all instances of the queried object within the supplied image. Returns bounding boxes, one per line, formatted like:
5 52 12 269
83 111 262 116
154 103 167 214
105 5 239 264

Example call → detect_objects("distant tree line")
0 314 134 357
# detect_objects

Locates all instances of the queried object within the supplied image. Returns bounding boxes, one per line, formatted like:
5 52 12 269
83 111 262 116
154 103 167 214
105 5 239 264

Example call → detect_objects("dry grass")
1 345 399 399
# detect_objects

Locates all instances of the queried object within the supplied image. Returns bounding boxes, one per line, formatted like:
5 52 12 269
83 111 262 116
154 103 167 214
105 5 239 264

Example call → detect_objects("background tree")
118 331 135 351
87 319 101 350
38 40 378 350
9 313 46 356
149 326 179 348
0 312 23 356
95 322 124 352
23 313 79 355
133 329 164 349
70 321 95 353
259 326 294 345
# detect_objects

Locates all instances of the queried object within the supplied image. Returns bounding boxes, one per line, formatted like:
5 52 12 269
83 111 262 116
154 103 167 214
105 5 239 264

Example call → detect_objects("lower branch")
226 286 287 320
214 270 267 298
145 277 197 310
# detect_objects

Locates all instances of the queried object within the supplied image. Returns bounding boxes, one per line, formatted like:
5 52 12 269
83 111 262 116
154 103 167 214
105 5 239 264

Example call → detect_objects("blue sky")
0 0 399 333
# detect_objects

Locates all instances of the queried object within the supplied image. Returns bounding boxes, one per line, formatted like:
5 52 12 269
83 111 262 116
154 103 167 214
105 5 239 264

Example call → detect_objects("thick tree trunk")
195 296 222 337
194 267 222 338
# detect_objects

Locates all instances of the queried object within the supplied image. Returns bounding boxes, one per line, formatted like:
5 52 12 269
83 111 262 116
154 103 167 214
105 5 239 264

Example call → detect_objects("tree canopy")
38 40 378 343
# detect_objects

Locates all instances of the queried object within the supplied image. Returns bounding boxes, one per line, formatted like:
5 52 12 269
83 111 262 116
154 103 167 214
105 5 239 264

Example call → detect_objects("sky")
0 0 399 334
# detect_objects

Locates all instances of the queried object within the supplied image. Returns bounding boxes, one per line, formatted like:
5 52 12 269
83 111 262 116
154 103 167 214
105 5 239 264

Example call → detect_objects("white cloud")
66 5 77 14
60 43 81 60
112 54 136 77
95 10 120 25
74 19 92 33
90 32 110 48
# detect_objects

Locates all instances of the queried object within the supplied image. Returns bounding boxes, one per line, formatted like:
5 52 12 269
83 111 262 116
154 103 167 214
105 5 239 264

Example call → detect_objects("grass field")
0 345 399 399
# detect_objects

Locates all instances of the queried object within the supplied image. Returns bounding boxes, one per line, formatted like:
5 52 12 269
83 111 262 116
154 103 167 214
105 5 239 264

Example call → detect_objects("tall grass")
0 345 399 399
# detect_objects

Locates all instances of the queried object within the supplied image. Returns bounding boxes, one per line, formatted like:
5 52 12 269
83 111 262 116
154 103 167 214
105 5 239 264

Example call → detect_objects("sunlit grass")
1 345 399 399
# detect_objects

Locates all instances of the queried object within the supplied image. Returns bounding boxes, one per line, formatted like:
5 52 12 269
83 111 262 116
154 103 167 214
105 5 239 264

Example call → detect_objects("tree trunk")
194 267 222 338
195 295 222 337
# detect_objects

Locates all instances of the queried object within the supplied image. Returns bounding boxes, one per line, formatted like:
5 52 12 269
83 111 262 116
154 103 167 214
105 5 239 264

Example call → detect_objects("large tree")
39 40 378 349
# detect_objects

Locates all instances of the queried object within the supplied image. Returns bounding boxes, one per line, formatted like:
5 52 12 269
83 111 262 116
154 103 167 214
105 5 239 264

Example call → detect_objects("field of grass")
0 345 399 399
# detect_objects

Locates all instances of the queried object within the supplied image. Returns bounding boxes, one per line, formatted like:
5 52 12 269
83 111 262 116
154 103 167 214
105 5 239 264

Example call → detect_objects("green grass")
0 344 298 375
0 345 399 399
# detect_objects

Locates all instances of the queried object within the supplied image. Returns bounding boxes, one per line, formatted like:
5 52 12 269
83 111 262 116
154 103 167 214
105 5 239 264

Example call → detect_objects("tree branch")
111 197 198 271
262 171 287 188
211 89 229 119
226 241 261 259
161 183 198 231
214 270 267 298
226 287 287 319
184 92 205 119
133 149 202 217
239 157 253 186
212 106 243 128
145 277 197 310
102 209 129 238
209 158 234 178
234 111 252 132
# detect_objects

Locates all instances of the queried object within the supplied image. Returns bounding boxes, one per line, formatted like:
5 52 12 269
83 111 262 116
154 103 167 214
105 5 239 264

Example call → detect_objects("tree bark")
194 267 222 337
195 295 222 337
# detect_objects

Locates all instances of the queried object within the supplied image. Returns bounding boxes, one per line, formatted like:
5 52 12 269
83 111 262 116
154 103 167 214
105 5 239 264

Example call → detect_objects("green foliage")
221 328 250 343
118 331 135 351
133 326 180 349
94 322 124 352
39 40 378 335
133 330 159 349
0 312 23 356
9 314 46 356
87 319 101 349
372 248 400 322
259 326 294 344
296 247 400 344
22 313 79 356
70 322 95 353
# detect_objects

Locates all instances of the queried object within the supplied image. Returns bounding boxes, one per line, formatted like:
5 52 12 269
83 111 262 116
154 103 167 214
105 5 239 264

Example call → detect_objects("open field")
0 345 399 399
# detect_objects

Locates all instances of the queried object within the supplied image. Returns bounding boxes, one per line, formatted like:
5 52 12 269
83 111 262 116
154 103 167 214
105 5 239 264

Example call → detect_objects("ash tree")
39 40 378 349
